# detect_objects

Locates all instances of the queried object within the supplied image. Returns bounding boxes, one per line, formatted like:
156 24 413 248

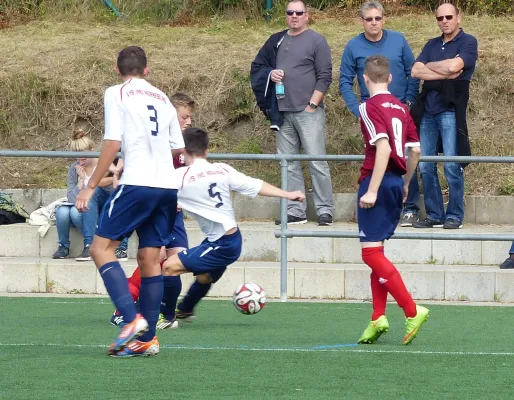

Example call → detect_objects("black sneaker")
318 213 333 226
175 308 196 322
500 256 514 269
52 245 70 259
443 219 463 229
274 215 307 225
110 310 125 327
110 302 139 326
76 245 91 261
413 218 444 228
400 212 419 227
115 247 128 262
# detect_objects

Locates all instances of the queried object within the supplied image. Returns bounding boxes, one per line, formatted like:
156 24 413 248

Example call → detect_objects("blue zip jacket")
339 30 419 118
250 30 288 131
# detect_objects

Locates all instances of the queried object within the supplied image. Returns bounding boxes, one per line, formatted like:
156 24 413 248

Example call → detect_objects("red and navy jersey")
358 92 419 183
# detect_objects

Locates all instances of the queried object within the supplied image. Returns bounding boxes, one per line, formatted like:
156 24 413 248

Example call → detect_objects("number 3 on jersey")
208 183 223 208
147 105 158 136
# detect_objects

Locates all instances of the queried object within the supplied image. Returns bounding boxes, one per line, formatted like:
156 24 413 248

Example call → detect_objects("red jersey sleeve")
405 113 420 148
173 154 186 169
359 102 389 145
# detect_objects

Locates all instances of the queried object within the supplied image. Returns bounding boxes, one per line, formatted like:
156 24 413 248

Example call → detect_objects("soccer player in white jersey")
75 46 185 357
160 127 305 314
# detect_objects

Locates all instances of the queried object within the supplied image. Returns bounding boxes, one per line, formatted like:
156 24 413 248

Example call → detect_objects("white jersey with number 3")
104 78 185 189
175 159 264 242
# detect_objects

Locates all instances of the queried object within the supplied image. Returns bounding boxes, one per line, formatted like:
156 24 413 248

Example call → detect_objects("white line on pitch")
1 343 514 356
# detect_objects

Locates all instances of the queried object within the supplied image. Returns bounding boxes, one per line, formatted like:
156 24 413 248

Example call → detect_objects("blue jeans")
419 111 464 222
82 187 129 250
403 168 420 214
56 205 85 248
510 242 514 254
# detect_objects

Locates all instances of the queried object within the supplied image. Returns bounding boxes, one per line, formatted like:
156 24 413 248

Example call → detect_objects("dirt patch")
0 15 513 193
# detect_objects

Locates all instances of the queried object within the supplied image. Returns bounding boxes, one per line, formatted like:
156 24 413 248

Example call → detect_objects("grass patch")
0 15 513 192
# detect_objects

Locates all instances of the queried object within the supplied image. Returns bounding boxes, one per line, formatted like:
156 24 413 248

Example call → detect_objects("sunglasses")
286 10 306 16
363 16 383 22
436 14 454 21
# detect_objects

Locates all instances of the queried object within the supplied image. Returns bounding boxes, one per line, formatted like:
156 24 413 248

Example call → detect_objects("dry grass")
0 13 513 193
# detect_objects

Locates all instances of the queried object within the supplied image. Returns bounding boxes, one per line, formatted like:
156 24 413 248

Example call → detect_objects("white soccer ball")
233 282 266 315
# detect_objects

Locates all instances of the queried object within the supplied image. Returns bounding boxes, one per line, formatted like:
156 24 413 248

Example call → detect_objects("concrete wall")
0 222 511 266
1 259 513 302
2 188 514 225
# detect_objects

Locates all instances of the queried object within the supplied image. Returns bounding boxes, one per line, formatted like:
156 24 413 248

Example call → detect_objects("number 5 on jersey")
208 183 223 208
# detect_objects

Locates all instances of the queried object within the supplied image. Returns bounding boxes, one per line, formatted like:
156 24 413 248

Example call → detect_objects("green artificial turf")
0 298 513 400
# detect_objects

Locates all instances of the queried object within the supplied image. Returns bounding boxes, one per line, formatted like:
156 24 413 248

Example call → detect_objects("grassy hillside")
0 12 513 193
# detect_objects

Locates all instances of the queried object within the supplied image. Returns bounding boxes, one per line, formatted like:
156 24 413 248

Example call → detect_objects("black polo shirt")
416 29 478 115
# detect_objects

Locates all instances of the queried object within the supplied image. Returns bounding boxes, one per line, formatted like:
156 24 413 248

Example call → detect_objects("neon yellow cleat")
156 313 178 330
402 305 429 345
358 315 389 344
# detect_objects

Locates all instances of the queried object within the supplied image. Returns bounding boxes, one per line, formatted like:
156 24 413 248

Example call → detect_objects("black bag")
0 209 26 225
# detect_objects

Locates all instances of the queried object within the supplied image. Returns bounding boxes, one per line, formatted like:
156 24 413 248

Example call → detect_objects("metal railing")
2 150 514 301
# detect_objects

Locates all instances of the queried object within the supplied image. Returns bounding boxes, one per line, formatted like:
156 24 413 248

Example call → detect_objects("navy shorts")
165 210 188 250
178 229 242 283
357 172 403 243
97 185 178 249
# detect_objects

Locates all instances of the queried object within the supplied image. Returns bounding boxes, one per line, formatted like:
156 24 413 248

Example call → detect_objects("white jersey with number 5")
104 78 185 189
175 159 264 242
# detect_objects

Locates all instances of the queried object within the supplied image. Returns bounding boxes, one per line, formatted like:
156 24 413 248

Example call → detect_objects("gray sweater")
66 161 81 204
276 29 332 112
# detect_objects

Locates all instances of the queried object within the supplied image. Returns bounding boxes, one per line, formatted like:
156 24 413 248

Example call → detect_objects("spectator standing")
252 0 334 226
411 3 478 229
339 0 421 226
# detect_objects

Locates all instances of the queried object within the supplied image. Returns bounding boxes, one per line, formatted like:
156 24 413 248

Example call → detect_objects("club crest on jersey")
381 102 405 113
179 154 185 165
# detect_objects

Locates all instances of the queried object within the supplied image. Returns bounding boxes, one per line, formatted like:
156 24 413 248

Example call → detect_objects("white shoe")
156 313 178 330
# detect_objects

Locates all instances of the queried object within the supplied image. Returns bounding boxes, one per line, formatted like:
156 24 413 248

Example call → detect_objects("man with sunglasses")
340 1 421 227
251 0 334 226
411 3 477 230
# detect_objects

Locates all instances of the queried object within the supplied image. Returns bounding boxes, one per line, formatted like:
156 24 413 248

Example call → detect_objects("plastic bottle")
275 70 285 99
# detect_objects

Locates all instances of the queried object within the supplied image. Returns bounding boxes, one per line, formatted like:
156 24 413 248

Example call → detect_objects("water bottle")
275 71 285 99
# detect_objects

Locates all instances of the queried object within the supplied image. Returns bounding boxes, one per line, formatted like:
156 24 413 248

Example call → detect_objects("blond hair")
170 92 195 111
69 129 95 152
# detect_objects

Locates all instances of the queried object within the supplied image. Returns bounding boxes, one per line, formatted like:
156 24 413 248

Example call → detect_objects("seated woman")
83 158 129 262
52 129 112 260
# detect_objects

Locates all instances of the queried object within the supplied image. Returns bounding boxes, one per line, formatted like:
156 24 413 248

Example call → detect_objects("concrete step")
0 258 513 303
3 187 514 225
0 221 513 266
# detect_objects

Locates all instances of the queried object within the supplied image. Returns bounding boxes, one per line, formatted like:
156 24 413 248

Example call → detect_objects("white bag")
29 197 68 237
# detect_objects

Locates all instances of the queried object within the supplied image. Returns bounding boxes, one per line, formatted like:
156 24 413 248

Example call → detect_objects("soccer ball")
233 283 266 315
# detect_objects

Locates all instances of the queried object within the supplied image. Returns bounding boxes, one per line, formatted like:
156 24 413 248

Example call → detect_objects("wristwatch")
406 100 414 109
308 102 318 109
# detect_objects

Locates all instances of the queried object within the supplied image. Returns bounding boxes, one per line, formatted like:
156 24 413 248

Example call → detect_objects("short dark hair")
170 92 196 111
364 55 390 83
183 127 209 156
117 46 147 76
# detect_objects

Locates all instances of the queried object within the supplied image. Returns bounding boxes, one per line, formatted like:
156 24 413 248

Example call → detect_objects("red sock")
370 271 388 320
362 246 417 318
127 267 141 301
